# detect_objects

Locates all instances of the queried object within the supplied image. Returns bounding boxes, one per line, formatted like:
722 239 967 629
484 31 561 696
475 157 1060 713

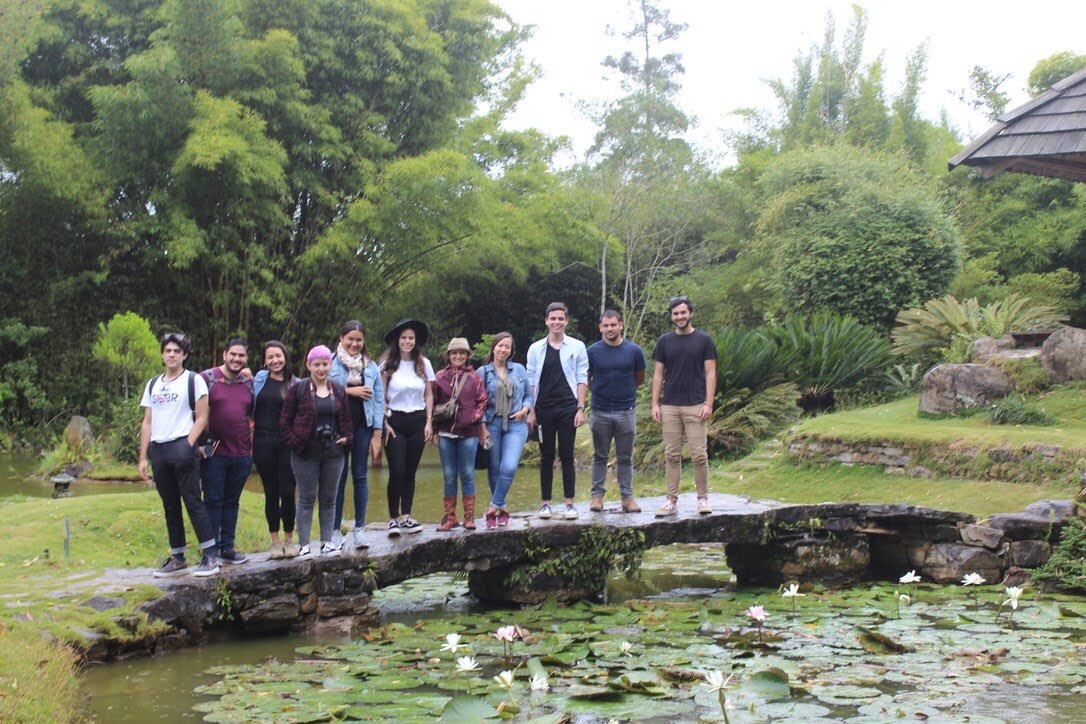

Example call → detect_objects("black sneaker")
192 555 220 577
153 554 187 578
399 516 423 534
218 548 249 565
387 519 401 538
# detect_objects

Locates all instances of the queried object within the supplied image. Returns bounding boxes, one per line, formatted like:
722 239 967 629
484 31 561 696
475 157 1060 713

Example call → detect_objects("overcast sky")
495 0 1086 167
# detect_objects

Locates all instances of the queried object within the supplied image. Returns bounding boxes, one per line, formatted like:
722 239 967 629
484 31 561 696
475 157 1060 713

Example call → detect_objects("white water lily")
961 572 986 586
899 570 922 584
1003 586 1023 610
455 656 480 672
620 640 634 655
440 632 465 653
493 670 515 690
899 593 911 605
529 672 550 691
781 583 805 598
703 670 732 693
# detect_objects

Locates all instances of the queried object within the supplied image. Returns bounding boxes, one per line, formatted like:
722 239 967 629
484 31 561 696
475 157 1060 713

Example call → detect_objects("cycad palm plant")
763 311 893 413
892 294 1066 360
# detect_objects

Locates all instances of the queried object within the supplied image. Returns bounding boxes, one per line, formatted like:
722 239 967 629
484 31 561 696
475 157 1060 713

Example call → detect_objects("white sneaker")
562 503 579 520
399 516 423 534
538 503 553 519
655 500 677 518
298 543 315 558
697 498 712 515
387 520 401 537
352 529 368 549
330 530 344 548
320 541 342 557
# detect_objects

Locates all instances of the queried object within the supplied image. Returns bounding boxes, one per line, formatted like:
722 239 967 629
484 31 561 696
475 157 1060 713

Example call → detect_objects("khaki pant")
661 404 709 502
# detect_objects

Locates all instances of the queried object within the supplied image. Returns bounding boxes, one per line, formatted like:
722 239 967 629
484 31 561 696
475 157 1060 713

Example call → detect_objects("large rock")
919 363 1013 415
1040 325 1086 383
971 335 1015 362
914 543 1003 583
987 500 1076 541
64 416 94 450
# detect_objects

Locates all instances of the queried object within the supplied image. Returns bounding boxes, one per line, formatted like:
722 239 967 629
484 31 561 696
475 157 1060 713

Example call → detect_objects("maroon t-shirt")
201 368 254 457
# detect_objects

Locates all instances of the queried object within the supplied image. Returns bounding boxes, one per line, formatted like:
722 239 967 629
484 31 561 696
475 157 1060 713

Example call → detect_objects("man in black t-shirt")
650 296 717 517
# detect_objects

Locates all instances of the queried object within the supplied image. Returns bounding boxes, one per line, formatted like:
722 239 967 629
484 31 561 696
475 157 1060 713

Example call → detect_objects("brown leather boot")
437 496 458 531
462 495 477 530
621 496 641 513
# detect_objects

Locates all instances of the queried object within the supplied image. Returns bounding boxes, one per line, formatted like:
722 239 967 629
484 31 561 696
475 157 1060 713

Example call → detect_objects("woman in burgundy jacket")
279 345 353 558
432 337 488 531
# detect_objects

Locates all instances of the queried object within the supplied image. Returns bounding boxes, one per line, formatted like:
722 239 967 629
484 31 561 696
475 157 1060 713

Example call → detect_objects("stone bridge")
79 493 1074 661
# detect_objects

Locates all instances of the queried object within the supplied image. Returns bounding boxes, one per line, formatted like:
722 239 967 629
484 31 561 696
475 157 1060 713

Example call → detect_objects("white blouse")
385 358 435 413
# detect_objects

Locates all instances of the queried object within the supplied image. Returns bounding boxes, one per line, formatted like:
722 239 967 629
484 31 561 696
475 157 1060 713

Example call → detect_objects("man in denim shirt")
526 302 588 520
587 310 645 514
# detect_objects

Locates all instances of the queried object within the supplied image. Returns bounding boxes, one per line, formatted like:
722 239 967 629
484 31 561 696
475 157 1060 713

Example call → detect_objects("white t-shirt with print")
140 370 210 443
385 358 435 412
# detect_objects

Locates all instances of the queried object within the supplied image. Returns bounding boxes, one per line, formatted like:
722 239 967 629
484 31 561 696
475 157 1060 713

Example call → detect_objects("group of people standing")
137 296 716 578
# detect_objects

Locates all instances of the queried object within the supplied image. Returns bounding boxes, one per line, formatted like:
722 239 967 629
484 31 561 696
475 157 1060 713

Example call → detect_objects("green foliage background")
2 0 1085 445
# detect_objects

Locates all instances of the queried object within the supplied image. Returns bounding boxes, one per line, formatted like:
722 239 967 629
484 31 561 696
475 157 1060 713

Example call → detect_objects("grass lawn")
707 457 1076 518
794 386 1086 450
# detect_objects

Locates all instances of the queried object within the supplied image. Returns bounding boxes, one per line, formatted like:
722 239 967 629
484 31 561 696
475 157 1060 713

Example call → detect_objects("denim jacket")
252 369 301 408
329 357 385 430
478 362 531 424
525 335 588 405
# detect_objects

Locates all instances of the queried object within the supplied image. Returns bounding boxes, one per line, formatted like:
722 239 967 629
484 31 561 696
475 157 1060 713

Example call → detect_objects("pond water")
0 448 559 523
79 544 1086 722
0 453 148 499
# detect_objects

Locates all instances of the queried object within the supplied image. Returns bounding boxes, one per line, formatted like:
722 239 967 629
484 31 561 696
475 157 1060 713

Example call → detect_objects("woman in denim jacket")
329 320 385 550
476 332 531 528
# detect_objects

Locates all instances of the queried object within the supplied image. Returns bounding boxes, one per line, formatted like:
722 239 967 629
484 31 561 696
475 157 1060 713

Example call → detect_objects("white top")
384 358 435 412
140 370 209 443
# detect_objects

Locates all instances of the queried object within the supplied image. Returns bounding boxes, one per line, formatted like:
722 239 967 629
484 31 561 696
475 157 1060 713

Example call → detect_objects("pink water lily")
745 605 767 623
494 625 518 642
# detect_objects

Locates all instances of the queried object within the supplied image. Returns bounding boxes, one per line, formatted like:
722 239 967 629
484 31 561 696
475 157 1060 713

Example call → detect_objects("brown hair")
483 332 516 365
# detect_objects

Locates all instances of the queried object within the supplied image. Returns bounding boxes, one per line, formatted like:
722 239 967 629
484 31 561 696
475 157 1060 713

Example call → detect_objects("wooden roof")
948 68 1086 182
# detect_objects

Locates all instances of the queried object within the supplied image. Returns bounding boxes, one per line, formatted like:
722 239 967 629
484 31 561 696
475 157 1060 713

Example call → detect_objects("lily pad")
439 695 499 722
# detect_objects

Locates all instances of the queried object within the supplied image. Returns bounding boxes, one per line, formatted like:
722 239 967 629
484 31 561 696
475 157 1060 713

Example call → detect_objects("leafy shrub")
985 357 1052 394
985 395 1057 426
883 362 923 397
1032 516 1086 594
891 294 1066 361
106 395 147 463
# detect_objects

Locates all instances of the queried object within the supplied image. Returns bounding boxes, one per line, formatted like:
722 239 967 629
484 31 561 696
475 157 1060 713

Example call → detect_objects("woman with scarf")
477 332 531 528
432 337 488 531
329 320 385 551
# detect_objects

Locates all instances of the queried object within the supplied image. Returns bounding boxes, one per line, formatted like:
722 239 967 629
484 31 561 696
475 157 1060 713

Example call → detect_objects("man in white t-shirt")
138 333 220 578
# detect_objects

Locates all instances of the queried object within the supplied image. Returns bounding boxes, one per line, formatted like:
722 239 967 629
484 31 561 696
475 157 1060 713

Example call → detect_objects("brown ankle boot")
437 496 458 531
462 495 476 530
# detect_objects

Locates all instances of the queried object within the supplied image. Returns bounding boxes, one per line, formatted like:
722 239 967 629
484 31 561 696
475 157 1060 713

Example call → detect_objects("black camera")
315 424 335 441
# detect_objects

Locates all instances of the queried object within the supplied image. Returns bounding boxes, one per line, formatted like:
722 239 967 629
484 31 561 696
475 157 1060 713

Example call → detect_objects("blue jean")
486 419 528 509
335 426 373 529
201 454 252 553
589 408 636 498
438 436 479 497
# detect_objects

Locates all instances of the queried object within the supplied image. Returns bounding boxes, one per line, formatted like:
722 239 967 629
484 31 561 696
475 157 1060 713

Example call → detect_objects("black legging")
385 410 427 518
253 430 296 534
536 402 577 501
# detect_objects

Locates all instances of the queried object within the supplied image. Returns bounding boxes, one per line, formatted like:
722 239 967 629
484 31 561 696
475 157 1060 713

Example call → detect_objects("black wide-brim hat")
384 318 430 347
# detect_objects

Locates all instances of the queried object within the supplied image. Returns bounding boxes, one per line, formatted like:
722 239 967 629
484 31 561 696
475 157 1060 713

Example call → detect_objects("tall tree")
583 0 708 340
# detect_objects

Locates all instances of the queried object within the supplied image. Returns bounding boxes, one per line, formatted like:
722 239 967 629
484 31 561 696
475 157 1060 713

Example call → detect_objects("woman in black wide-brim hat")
378 319 434 536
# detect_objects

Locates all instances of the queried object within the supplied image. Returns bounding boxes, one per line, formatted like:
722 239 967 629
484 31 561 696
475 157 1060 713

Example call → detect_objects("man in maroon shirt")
200 339 255 564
